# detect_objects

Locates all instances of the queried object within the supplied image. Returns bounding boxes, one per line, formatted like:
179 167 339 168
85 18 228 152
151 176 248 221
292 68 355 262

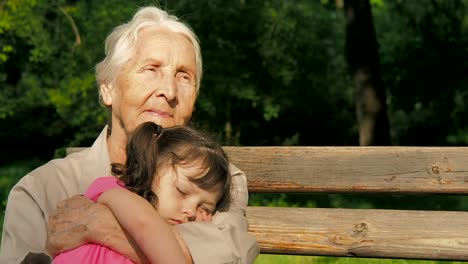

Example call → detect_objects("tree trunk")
344 0 391 146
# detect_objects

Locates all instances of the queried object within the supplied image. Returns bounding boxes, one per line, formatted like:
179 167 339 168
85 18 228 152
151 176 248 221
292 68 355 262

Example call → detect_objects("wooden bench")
67 146 468 260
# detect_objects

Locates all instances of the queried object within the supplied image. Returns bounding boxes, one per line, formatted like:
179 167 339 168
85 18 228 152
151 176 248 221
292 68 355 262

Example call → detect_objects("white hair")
96 6 202 102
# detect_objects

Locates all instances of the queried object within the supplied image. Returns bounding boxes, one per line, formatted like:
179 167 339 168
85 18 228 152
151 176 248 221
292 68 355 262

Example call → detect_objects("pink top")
53 177 135 264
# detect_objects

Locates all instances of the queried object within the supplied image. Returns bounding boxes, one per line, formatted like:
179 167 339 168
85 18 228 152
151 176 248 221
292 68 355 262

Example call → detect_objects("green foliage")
254 254 317 264
250 192 468 212
168 0 355 146
373 0 468 145
0 0 149 152
0 0 467 155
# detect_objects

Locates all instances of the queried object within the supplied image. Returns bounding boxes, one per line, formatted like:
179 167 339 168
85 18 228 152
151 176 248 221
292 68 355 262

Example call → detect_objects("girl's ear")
151 174 161 192
100 84 113 106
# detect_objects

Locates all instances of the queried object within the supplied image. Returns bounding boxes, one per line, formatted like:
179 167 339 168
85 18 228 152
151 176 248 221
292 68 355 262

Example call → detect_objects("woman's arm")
47 195 148 264
98 188 192 264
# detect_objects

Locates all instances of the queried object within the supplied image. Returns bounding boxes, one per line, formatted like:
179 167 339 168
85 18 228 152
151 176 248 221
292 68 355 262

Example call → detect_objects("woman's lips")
145 109 172 118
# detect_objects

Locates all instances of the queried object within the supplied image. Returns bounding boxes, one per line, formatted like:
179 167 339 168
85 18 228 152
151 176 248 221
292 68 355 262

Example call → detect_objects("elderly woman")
1 6 259 264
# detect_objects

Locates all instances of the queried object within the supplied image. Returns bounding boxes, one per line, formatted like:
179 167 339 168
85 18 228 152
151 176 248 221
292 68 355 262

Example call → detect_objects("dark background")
1 0 467 162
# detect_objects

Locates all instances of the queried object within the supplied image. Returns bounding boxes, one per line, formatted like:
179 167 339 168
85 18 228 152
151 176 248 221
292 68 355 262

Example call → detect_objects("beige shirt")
0 126 259 264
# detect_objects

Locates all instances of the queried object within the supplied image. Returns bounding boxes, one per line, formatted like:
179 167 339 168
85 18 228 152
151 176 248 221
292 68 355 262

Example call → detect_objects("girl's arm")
98 188 192 264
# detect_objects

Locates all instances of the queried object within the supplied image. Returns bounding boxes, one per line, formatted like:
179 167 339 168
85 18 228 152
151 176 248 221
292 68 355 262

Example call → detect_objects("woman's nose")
155 73 177 102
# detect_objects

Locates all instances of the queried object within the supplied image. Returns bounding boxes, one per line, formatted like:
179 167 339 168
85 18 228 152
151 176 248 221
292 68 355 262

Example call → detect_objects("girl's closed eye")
200 206 212 214
176 186 187 196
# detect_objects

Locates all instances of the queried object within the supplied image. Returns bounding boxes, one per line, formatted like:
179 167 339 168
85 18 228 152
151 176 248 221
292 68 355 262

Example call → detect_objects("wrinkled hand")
47 195 147 263
47 195 94 256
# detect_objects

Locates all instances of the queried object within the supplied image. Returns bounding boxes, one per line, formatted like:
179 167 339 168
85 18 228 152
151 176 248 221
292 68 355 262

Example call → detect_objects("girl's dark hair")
111 122 231 213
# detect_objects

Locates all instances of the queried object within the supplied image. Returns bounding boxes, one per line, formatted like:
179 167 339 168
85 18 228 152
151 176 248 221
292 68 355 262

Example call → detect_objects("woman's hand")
46 195 95 255
195 208 212 222
46 195 148 264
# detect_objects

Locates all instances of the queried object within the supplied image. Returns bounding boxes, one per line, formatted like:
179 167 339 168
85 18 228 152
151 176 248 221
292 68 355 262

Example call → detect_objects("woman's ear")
100 84 113 106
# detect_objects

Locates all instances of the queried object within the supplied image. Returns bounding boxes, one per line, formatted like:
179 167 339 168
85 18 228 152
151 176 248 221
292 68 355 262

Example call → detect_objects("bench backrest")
67 146 468 260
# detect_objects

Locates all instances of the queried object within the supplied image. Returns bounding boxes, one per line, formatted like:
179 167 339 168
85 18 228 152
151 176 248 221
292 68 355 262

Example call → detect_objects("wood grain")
247 206 468 260
224 146 468 194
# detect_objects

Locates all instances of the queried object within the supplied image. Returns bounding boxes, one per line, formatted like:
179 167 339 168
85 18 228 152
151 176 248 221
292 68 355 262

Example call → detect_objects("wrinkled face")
101 26 197 135
152 163 222 225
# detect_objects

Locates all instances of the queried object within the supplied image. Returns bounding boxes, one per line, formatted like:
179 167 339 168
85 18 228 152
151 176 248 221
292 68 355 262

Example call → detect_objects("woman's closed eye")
176 71 194 85
144 64 160 72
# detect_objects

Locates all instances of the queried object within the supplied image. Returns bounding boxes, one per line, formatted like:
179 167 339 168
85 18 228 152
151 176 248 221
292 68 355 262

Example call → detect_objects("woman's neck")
107 125 128 164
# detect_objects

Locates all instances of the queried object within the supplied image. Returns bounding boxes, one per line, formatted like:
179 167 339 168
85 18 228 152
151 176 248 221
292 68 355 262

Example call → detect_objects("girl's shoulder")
85 176 126 201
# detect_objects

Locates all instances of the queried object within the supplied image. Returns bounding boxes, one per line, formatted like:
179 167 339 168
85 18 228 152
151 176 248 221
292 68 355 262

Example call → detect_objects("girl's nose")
183 204 197 222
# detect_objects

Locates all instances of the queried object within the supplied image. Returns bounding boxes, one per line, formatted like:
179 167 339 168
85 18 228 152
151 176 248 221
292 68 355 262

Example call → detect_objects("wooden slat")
224 146 468 194
247 206 468 260
67 146 468 194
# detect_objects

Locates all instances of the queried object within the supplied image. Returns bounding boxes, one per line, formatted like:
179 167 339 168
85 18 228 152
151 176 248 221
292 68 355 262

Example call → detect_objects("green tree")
0 0 147 160
1 0 467 162
167 0 355 146
373 0 468 146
